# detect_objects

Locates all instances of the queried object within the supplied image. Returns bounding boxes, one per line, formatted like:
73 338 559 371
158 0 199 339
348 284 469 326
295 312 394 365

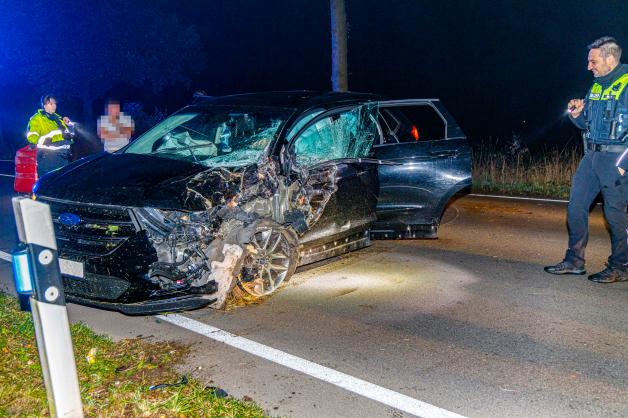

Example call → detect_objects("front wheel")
236 220 298 298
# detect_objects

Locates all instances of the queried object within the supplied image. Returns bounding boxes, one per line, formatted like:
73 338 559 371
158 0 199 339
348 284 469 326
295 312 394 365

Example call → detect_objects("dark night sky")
176 0 627 146
2 0 627 148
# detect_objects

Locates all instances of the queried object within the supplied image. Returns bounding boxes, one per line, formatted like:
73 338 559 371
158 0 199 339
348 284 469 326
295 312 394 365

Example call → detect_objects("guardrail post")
12 197 84 418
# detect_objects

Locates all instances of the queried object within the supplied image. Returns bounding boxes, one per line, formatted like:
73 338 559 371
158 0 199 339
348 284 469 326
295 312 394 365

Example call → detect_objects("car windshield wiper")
151 143 215 154
179 125 211 138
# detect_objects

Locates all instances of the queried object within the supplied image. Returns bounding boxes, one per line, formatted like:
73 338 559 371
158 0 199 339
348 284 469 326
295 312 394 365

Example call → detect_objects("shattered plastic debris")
140 158 331 305
208 243 244 308
138 105 379 305
86 347 97 364
148 375 189 391
206 386 228 398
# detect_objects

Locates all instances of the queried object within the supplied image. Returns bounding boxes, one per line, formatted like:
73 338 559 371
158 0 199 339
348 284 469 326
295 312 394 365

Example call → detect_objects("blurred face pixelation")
107 102 121 117
587 48 614 78
43 98 57 114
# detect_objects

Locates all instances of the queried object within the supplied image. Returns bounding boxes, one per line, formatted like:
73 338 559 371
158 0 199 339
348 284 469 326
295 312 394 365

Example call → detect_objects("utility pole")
330 0 348 92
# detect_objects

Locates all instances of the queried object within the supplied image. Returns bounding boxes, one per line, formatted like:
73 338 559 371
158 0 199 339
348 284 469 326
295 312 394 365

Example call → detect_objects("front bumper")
66 293 216 315
39 197 216 311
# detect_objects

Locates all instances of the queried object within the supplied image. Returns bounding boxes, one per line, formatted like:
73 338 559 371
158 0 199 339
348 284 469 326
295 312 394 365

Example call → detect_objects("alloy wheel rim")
239 228 290 297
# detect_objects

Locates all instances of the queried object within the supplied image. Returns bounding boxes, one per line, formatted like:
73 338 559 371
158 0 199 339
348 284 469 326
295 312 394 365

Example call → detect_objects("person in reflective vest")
545 36 627 283
26 94 74 176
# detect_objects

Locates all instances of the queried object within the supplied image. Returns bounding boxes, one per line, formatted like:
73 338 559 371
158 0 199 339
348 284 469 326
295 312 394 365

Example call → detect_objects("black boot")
588 265 628 283
544 261 586 275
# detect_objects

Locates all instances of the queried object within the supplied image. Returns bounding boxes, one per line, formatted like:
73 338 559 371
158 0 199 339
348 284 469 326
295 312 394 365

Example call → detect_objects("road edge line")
468 193 569 204
0 250 11 262
158 313 467 418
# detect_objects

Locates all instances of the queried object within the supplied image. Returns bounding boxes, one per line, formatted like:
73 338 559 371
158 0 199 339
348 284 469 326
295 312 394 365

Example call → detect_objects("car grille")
63 273 131 301
39 197 137 257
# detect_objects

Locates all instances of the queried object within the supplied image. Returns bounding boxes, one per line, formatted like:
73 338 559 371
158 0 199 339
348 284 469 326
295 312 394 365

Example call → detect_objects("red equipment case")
14 145 37 193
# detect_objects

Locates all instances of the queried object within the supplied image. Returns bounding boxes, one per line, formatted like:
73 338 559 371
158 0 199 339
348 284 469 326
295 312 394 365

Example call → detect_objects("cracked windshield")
124 106 293 167
293 104 379 166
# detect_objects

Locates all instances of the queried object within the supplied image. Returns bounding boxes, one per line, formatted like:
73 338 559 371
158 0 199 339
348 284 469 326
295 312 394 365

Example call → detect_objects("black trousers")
565 151 628 269
37 149 70 177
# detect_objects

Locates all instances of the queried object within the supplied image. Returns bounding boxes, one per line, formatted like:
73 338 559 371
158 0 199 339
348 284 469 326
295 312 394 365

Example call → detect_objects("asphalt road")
0 173 626 418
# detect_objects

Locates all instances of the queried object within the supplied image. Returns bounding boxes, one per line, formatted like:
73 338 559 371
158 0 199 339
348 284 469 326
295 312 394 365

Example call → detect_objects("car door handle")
430 150 458 157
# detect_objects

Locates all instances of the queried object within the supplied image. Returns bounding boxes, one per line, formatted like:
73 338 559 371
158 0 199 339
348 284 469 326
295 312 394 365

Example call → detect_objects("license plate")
59 258 84 278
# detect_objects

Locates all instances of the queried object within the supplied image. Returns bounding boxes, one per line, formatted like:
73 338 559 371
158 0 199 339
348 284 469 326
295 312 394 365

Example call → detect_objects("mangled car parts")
34 92 471 314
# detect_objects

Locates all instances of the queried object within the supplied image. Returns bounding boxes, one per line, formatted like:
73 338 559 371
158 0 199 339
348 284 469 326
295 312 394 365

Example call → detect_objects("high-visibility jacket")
570 63 628 170
571 64 628 145
26 109 72 150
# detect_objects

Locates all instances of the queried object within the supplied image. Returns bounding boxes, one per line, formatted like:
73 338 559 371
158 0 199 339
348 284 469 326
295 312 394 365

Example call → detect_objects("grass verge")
0 293 267 417
472 145 581 199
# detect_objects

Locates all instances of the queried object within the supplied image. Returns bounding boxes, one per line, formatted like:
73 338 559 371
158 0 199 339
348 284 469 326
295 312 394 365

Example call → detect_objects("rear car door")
285 105 380 256
370 100 471 238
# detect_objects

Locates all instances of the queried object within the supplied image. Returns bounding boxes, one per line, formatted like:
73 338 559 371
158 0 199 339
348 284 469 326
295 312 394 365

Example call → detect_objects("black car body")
34 92 471 314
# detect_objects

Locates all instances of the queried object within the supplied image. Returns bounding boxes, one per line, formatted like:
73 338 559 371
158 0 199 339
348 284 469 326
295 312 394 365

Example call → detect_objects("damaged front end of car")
36 96 387 314
126 157 339 311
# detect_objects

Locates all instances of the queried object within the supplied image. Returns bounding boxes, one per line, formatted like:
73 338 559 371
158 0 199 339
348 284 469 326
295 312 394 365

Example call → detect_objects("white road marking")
158 313 466 418
469 193 569 203
1 192 576 415
0 249 465 416
0 174 15 178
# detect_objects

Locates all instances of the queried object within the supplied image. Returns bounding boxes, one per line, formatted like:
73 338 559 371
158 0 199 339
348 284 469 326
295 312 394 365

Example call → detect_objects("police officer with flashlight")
545 36 628 283
26 95 75 177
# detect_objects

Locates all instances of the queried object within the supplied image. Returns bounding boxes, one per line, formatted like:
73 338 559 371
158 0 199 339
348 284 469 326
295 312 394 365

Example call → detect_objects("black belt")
586 143 627 153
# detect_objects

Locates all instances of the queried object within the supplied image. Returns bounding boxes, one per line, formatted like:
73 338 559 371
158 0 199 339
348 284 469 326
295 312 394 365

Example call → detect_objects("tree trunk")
330 0 348 92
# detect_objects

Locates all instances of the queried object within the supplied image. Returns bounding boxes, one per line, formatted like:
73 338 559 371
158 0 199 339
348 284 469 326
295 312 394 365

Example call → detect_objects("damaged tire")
237 220 298 298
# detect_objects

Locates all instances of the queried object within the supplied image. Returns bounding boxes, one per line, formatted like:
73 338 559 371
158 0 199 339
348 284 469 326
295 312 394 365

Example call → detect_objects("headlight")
134 208 211 243
134 208 175 239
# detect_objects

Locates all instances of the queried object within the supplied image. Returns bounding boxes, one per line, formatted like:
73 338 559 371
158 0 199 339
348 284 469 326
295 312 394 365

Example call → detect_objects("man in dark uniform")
545 36 628 283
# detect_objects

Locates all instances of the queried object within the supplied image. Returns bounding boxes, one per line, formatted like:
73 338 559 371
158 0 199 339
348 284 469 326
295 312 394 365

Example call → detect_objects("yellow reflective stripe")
589 74 628 101
37 129 63 145
37 144 71 150
602 73 628 100
589 84 603 100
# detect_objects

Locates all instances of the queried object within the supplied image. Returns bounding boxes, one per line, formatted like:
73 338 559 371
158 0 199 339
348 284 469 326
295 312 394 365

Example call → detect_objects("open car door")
283 104 381 264
370 99 471 239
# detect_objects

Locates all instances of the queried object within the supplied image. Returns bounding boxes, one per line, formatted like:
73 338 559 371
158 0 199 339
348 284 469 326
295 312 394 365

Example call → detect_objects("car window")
379 106 446 144
286 108 324 141
124 106 291 168
292 105 379 167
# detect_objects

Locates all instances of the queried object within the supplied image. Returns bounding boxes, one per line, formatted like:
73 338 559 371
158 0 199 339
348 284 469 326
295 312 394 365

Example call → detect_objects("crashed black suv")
34 92 471 314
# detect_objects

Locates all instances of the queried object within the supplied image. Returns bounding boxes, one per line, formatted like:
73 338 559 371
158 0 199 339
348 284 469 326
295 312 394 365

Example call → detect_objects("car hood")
35 153 240 210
